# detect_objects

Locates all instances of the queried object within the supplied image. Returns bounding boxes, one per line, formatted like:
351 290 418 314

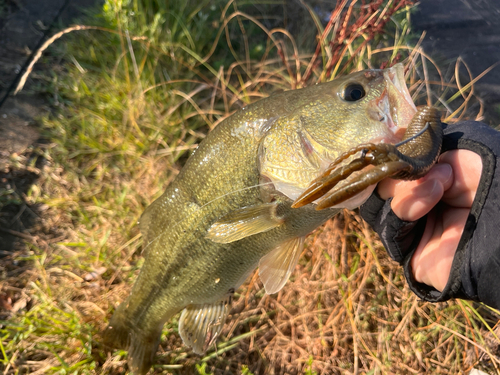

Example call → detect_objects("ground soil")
0 0 101 252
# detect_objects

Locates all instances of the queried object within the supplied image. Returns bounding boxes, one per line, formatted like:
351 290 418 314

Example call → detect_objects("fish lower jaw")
384 115 404 141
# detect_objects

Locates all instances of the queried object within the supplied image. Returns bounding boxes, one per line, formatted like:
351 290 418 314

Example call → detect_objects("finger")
376 178 403 200
410 206 469 291
440 150 482 207
391 178 444 221
377 163 453 221
377 163 453 200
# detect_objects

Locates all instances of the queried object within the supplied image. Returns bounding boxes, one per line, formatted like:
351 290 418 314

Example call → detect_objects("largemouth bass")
103 64 419 374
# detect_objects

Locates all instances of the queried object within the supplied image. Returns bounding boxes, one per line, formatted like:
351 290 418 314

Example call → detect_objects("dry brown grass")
1 1 499 374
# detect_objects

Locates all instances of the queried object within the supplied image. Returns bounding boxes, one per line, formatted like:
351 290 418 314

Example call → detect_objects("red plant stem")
302 0 415 82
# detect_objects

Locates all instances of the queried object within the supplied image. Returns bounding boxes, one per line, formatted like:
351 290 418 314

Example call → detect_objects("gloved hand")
360 121 500 310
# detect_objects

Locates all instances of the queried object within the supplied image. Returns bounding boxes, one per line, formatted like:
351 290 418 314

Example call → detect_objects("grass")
0 0 499 374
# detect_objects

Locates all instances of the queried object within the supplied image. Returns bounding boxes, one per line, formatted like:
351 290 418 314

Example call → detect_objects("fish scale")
102 63 421 374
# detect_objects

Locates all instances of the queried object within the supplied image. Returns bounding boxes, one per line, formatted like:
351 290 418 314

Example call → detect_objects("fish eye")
342 83 366 102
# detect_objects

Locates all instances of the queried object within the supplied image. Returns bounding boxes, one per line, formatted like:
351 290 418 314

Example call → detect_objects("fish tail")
102 303 131 350
127 330 162 375
102 303 163 375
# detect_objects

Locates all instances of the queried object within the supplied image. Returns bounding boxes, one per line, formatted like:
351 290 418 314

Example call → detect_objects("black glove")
360 121 500 310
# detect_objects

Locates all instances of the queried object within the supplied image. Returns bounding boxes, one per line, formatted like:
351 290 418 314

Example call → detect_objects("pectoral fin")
178 293 233 354
206 202 284 244
258 236 305 294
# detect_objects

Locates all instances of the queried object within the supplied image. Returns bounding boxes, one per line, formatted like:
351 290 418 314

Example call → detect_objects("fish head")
259 63 417 204
299 63 416 154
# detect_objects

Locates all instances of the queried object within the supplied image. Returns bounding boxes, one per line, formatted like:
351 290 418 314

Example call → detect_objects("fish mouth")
383 63 417 138
366 64 416 144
